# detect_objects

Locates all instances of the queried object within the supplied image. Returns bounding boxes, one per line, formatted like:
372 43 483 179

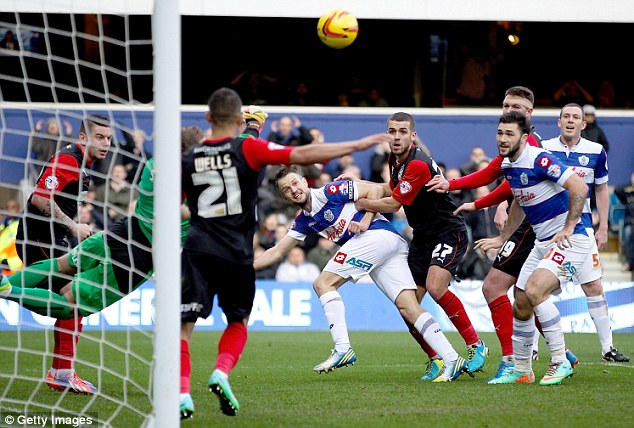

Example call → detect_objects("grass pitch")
1 330 632 427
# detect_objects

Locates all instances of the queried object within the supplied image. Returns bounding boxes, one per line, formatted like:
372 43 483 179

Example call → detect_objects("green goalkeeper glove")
243 105 268 132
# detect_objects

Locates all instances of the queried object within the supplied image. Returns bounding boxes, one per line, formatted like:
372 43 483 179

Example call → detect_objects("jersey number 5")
192 167 242 218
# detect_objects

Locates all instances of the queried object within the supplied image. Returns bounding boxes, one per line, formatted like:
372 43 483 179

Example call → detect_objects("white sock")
319 291 350 353
512 316 535 373
587 295 613 354
415 312 458 362
534 300 566 362
532 326 540 352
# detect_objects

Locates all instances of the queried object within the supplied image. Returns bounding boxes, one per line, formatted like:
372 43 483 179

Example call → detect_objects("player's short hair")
207 87 242 124
387 112 416 131
504 86 535 105
274 165 302 187
560 103 584 118
80 114 111 135
181 125 203 152
499 110 532 135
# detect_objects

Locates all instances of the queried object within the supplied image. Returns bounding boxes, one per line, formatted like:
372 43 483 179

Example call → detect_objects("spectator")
0 198 23 276
29 118 74 179
455 46 494 106
369 140 391 183
306 237 339 271
325 154 356 179
253 246 277 280
614 171 634 272
459 146 488 176
275 246 320 282
266 116 313 147
256 213 279 250
597 80 616 108
287 82 314 106
581 104 609 153
120 129 152 184
445 167 473 207
230 69 278 105
337 92 351 107
341 164 363 180
94 164 134 223
0 30 19 51
358 88 389 107
553 79 594 106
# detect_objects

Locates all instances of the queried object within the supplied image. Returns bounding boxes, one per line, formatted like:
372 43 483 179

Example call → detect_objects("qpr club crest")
520 172 528 185
578 155 589 166
324 210 335 222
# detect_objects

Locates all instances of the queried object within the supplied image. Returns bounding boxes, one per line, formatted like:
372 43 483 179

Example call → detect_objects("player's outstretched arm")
289 134 391 165
254 235 300 270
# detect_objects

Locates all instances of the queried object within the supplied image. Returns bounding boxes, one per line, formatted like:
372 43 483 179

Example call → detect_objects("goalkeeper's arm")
241 105 268 139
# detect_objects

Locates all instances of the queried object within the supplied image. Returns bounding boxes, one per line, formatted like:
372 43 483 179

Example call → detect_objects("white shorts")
323 229 416 303
516 233 602 292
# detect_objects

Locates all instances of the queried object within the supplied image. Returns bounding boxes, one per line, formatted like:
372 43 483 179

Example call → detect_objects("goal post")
0 2 180 427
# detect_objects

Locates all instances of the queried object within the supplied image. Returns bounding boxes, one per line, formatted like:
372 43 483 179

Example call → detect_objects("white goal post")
0 2 180 427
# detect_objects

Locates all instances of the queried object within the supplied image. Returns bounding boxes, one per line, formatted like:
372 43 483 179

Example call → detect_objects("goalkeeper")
0 107 268 389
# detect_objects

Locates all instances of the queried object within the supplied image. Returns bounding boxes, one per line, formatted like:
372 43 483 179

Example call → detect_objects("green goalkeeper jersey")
135 158 189 245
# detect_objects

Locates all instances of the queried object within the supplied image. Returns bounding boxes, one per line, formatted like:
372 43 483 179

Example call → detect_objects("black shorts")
180 250 256 323
492 219 535 277
408 229 469 285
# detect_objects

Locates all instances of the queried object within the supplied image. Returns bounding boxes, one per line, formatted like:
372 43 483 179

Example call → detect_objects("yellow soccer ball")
317 9 358 49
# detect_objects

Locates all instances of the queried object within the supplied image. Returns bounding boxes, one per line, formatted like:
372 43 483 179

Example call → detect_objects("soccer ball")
317 9 358 49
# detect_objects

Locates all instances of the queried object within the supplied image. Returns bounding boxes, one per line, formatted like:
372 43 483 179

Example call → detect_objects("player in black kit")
179 87 390 418
353 112 489 381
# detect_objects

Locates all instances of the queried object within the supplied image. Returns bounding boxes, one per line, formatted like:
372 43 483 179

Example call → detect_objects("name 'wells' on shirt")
194 143 232 171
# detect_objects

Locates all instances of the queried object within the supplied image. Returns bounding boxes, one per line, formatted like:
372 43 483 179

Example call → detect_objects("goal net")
1 4 180 427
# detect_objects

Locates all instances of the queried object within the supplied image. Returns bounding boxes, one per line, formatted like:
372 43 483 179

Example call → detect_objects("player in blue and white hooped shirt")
476 111 594 386
541 104 628 362
254 166 468 382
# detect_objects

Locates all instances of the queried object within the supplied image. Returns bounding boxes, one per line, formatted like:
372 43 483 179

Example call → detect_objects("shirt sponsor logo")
327 184 339 195
45 175 59 190
399 181 412 194
571 166 586 178
514 189 536 204
333 251 347 264
578 155 589 166
326 218 346 241
520 172 528 185
547 164 561 178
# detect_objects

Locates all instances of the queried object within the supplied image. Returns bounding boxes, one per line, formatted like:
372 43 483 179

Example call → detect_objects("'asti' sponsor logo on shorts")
332 251 373 271
180 303 204 313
